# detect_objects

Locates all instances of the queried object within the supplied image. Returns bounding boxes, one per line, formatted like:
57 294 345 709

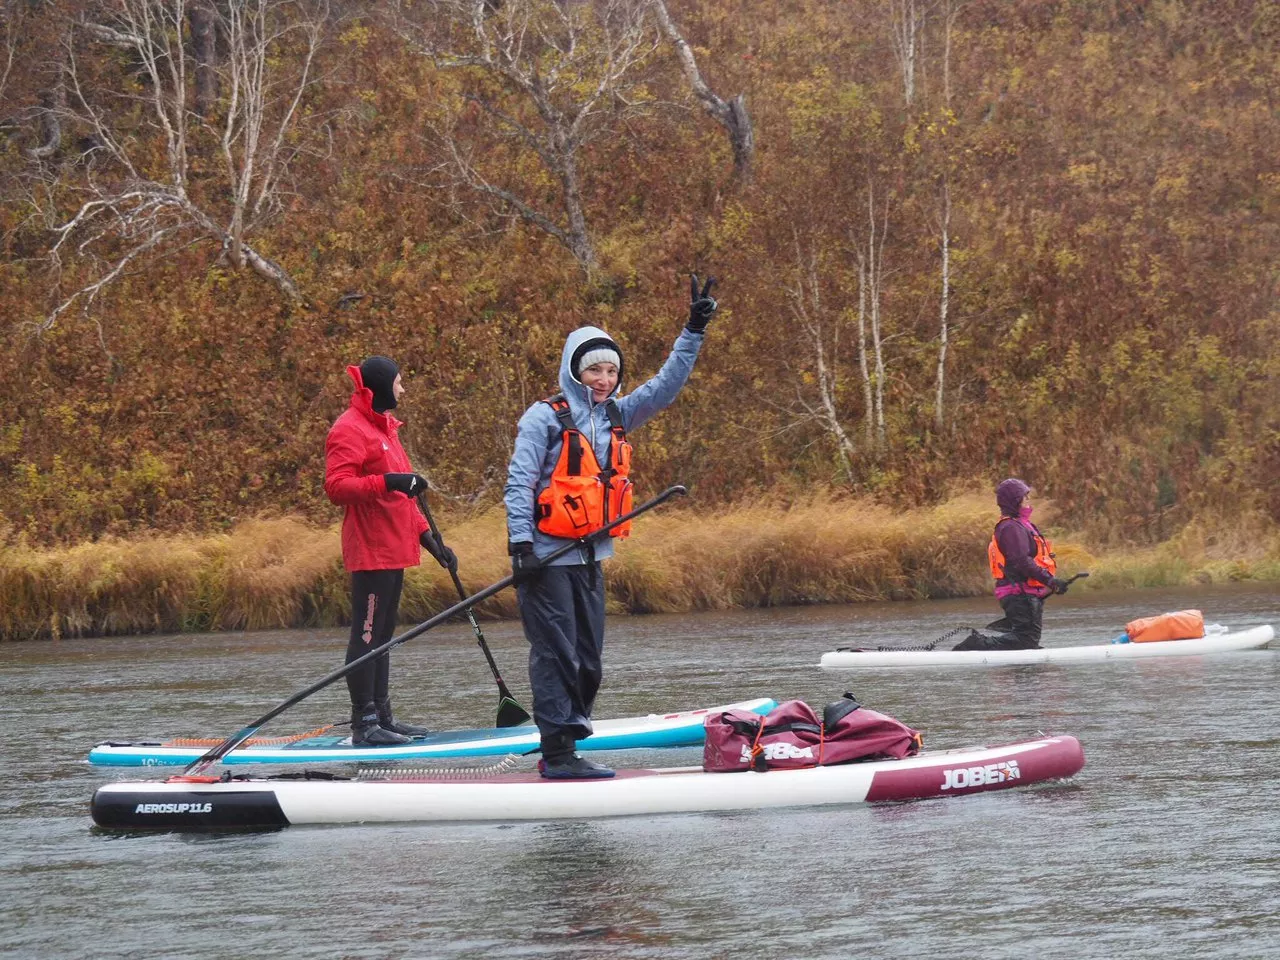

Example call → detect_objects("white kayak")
90 734 1085 829
88 698 776 767
819 624 1274 669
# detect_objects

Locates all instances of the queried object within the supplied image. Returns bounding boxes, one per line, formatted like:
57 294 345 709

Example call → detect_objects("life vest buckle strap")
566 431 583 476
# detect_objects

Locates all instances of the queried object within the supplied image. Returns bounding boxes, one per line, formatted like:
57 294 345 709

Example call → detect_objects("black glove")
420 531 458 574
1047 576 1069 595
686 273 718 334
508 541 541 585
384 473 427 496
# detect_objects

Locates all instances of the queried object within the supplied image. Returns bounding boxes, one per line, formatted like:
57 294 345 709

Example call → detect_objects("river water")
2 583 1278 960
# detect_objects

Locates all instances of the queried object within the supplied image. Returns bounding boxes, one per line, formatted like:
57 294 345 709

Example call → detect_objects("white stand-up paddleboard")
88 698 777 767
819 625 1274 670
90 734 1085 830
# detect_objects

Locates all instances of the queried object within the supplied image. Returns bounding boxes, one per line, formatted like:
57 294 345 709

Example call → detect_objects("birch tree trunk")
889 0 921 108
934 0 964 431
868 189 889 451
788 235 857 480
856 250 874 449
934 181 951 431
851 186 889 454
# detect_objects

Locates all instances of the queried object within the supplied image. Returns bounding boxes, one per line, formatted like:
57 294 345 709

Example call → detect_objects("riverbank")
2 492 1277 641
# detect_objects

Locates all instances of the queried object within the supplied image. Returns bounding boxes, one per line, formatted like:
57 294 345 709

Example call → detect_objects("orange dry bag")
1125 610 1205 643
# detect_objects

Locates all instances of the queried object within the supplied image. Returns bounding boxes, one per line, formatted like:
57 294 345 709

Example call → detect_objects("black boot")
376 697 429 738
953 629 1040 651
351 703 411 747
953 629 1011 651
537 733 615 780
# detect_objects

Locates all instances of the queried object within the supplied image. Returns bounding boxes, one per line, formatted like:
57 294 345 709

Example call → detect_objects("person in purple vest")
955 478 1069 650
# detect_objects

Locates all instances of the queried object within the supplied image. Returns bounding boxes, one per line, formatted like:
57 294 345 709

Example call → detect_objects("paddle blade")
497 696 532 728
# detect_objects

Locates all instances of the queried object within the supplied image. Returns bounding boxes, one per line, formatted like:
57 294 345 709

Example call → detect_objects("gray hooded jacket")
504 324 704 565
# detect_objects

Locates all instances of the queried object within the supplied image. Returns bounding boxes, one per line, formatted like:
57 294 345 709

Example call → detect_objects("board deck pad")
88 697 779 766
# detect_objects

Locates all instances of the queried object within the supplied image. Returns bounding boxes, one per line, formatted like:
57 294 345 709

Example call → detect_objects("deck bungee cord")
354 755 523 781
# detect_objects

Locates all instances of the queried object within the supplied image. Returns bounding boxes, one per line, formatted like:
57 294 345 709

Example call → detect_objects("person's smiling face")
580 362 618 403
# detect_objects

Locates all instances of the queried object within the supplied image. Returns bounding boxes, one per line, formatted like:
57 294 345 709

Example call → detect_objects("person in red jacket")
324 356 456 746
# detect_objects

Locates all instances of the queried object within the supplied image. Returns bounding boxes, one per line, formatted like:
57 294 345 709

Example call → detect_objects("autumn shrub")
209 519 346 631
1086 510 1280 589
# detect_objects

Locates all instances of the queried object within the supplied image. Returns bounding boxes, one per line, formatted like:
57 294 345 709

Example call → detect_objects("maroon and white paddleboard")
92 735 1085 830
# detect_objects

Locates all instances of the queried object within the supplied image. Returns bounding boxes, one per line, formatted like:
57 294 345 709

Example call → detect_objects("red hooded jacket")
325 365 430 571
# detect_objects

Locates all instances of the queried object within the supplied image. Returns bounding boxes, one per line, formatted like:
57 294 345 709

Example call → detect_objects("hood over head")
559 326 624 412
996 477 1032 517
359 355 400 413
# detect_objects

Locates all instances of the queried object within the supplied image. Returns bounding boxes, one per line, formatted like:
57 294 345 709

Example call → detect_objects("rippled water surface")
3 583 1278 959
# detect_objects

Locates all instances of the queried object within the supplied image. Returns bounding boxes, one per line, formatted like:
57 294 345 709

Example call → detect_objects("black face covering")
359 355 400 413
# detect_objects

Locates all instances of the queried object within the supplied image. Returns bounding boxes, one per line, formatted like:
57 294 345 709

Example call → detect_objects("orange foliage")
0 0 1276 548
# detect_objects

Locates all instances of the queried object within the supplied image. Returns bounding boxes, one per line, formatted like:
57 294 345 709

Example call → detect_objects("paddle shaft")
415 490 525 710
182 484 688 775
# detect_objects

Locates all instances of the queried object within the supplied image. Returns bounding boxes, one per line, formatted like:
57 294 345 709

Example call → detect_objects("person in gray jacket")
504 276 719 778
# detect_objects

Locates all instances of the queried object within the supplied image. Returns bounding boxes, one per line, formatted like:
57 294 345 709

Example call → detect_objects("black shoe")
375 698 429 738
381 718 429 737
351 704 411 747
537 754 615 780
353 725 413 746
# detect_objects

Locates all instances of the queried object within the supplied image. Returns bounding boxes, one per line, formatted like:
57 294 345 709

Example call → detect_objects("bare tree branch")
650 0 753 180
24 84 63 160
32 0 330 329
395 0 661 274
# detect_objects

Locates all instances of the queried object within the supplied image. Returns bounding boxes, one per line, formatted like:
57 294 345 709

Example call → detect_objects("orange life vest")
988 516 1056 596
535 395 634 540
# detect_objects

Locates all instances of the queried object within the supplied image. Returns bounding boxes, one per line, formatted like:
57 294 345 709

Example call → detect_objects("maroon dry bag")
817 693 922 764
703 700 822 772
704 695 921 772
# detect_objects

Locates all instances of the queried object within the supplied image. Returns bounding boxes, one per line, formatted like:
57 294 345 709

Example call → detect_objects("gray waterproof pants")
517 563 605 742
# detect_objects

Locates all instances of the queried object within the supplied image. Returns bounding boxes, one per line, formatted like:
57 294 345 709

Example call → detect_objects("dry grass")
1084 509 1280 589
2 492 1277 641
401 506 521 623
609 491 998 611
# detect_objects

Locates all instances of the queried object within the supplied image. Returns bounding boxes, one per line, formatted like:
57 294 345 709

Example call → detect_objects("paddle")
984 572 1090 631
176 484 688 778
415 488 532 728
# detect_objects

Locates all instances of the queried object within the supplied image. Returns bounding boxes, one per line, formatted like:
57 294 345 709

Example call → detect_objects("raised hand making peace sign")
686 273 719 334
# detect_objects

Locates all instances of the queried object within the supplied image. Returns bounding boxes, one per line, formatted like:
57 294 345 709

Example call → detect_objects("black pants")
516 563 605 742
998 593 1045 648
345 568 404 708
